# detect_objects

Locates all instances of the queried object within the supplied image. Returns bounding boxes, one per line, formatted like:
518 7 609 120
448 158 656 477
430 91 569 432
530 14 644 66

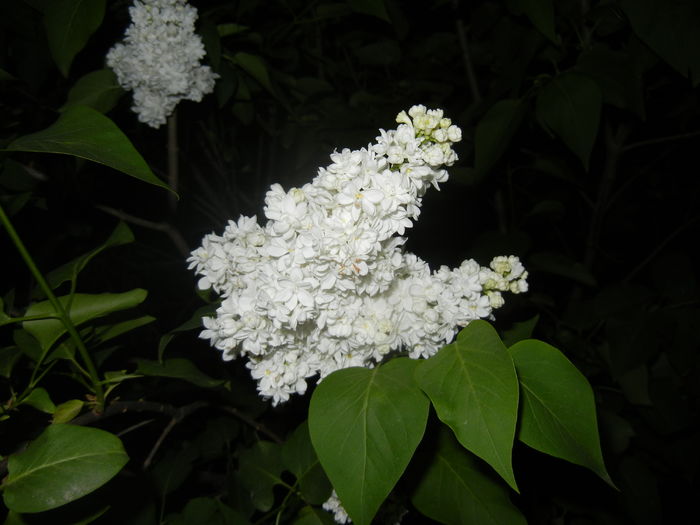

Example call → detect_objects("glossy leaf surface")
412 428 526 525
6 106 170 192
2 424 128 513
509 339 614 486
309 358 429 525
416 320 519 491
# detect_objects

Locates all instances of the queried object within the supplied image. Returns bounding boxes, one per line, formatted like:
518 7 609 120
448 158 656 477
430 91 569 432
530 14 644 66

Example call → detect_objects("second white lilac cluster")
188 105 528 404
107 0 217 128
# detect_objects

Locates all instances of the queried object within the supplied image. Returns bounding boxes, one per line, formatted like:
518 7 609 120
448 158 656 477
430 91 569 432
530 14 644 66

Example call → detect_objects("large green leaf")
60 69 124 114
536 72 602 170
620 0 700 87
1 424 128 513
229 52 273 94
474 98 527 177
5 106 171 193
38 221 134 298
415 320 519 491
509 339 614 486
576 45 645 118
507 0 557 43
167 497 251 525
347 0 390 22
23 289 148 351
237 441 285 512
134 358 224 389
412 428 526 525
292 506 336 525
282 421 332 505
44 0 106 77
308 358 429 525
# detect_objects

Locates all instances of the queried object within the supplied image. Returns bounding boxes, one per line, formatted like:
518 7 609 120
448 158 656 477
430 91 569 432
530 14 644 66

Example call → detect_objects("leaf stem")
0 203 105 408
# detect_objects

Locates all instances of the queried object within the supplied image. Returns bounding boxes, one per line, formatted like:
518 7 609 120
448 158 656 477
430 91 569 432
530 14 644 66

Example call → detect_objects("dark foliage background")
1 0 699 523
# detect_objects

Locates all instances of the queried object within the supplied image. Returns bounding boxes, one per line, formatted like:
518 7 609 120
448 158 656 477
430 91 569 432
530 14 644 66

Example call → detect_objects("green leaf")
93 315 156 343
509 339 614 486
347 0 390 22
0 67 17 81
2 424 128 513
39 221 134 298
229 52 273 94
508 0 557 43
576 45 645 118
238 441 285 512
20 388 55 414
5 106 171 193
309 358 429 525
134 358 224 389
536 72 602 170
217 23 249 37
415 320 519 491
168 497 251 525
282 421 332 505
60 69 124 114
0 346 23 378
412 427 527 525
501 314 540 347
52 399 85 424
3 510 27 525
43 0 106 77
474 98 527 177
23 289 148 352
292 506 336 525
529 251 597 286
620 0 700 87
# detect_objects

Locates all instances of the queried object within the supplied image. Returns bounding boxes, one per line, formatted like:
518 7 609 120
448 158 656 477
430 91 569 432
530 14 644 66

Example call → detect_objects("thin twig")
453 0 481 105
583 122 629 270
621 130 700 153
221 405 283 443
95 204 190 256
142 401 209 469
623 216 700 283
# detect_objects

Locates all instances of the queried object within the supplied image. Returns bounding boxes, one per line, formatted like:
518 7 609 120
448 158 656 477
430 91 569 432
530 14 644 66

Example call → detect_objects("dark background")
1 0 699 523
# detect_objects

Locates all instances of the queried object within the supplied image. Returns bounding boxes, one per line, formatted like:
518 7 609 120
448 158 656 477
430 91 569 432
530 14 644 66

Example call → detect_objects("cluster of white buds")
188 105 528 405
106 0 217 128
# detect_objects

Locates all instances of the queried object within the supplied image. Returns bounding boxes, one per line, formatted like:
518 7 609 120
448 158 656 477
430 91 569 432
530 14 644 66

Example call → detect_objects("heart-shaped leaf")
416 320 519 491
282 421 332 505
44 0 105 76
309 358 429 525
237 441 285 512
60 69 124 114
509 339 614 486
2 424 128 513
412 427 526 525
536 72 602 170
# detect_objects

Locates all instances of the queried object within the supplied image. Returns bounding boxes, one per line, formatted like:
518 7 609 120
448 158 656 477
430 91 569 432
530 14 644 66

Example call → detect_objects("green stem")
0 203 105 408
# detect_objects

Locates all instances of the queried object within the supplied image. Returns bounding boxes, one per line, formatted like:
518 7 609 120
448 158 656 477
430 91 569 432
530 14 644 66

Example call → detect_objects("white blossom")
106 0 217 128
188 105 528 405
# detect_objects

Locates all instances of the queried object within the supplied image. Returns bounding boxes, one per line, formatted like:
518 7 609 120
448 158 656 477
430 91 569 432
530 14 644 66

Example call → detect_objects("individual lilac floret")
106 0 217 128
188 105 528 405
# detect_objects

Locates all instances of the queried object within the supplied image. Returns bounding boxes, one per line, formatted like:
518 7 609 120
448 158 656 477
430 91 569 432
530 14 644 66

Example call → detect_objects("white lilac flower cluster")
322 491 350 524
188 105 528 405
106 0 217 128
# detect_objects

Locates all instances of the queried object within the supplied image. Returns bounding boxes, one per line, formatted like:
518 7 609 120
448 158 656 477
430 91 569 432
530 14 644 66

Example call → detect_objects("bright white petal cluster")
322 491 350 524
106 0 217 128
188 105 528 405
